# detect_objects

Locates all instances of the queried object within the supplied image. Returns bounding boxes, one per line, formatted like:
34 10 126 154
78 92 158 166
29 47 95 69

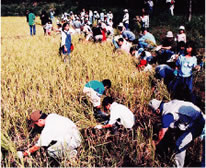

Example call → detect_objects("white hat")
179 25 185 30
149 99 161 111
124 9 128 12
118 22 124 27
166 31 173 38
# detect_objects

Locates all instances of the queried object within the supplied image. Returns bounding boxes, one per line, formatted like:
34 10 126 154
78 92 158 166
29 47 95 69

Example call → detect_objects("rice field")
1 17 203 167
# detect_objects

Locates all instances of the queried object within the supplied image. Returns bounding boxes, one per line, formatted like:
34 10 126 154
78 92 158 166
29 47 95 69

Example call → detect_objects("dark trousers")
29 25 36 35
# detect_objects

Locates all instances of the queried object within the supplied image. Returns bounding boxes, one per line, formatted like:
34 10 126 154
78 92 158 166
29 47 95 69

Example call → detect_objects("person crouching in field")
95 97 135 130
149 99 205 168
60 22 72 63
17 110 81 160
83 79 111 121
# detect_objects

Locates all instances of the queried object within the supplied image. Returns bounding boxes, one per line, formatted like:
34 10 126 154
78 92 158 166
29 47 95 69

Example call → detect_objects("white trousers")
83 87 101 107
47 128 81 158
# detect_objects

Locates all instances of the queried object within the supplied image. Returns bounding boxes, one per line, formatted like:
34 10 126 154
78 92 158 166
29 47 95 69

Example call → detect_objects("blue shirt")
162 114 174 128
176 55 197 77
139 32 156 44
73 20 81 29
85 80 105 95
122 30 135 41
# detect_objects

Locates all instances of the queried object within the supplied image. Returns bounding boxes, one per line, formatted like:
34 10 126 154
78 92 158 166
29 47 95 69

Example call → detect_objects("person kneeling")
95 97 135 130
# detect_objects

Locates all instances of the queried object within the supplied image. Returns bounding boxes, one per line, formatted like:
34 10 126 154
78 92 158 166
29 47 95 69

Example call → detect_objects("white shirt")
107 13 113 20
176 33 186 43
109 102 135 128
122 13 129 24
141 15 149 28
89 11 93 17
45 23 52 30
162 100 203 130
61 30 70 46
107 21 113 27
83 25 92 34
120 40 132 54
36 114 81 149
148 0 154 7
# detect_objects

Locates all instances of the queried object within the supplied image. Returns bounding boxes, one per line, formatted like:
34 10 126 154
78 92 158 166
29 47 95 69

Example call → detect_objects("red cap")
138 60 147 68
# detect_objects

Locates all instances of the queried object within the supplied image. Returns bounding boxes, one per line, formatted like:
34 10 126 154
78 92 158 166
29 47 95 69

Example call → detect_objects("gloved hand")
17 151 23 159
94 125 103 129
173 69 178 76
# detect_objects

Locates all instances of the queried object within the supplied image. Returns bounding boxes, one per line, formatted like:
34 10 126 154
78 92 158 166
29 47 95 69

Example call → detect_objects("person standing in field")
166 0 175 16
50 9 55 24
40 10 49 35
44 21 53 36
122 9 129 30
83 79 111 120
171 41 200 103
176 26 186 52
61 22 72 63
17 110 81 159
28 10 36 36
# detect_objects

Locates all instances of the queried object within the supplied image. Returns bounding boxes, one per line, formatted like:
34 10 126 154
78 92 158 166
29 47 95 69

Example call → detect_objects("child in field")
55 23 62 35
45 21 53 36
176 26 186 53
83 79 111 120
172 41 200 101
61 22 72 63
176 26 186 43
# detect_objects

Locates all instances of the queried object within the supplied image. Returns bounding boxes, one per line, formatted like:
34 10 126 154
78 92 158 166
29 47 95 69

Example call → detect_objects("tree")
188 0 192 21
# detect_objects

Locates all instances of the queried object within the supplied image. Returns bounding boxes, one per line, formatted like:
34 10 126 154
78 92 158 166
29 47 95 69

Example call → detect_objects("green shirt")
85 80 105 95
28 13 35 25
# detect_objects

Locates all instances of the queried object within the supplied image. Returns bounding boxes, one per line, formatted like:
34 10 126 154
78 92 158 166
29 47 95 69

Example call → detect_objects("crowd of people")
21 5 205 167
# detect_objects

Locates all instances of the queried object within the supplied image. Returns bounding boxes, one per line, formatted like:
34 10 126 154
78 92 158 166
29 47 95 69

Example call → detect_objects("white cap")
179 25 185 30
149 99 161 111
166 31 173 38
124 9 128 12
118 22 124 27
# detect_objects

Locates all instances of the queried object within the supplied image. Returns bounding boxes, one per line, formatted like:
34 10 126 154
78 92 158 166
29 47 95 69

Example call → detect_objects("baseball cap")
124 9 128 12
149 99 161 111
29 110 42 128
138 59 147 68
30 110 42 122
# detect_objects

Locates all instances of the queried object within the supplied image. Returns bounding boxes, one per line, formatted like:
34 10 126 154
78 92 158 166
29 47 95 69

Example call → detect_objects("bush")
149 14 205 48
